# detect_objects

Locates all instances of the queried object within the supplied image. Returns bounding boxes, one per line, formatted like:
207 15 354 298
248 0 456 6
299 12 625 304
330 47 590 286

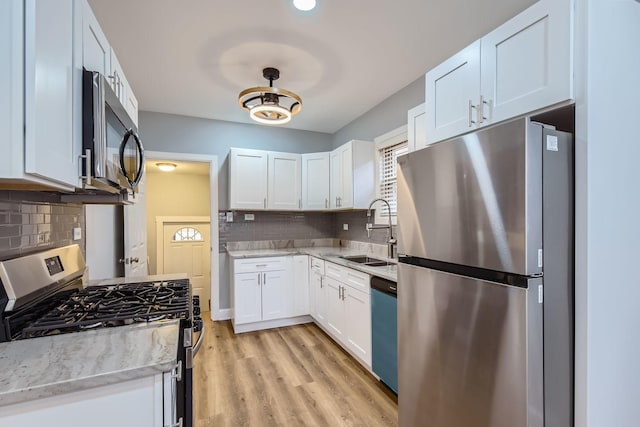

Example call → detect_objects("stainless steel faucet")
366 198 397 259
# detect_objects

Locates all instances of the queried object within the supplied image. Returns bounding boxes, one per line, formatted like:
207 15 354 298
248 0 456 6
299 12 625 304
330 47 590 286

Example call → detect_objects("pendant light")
238 68 302 126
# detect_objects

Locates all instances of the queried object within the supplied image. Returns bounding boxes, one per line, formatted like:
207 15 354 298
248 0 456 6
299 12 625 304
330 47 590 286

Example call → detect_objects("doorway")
144 151 219 320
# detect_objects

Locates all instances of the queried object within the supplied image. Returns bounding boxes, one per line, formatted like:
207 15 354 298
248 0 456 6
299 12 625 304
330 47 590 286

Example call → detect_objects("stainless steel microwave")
81 69 144 195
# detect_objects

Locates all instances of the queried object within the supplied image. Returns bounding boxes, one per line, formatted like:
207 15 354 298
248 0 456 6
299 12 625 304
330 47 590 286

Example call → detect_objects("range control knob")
193 317 203 332
192 295 200 307
193 306 201 316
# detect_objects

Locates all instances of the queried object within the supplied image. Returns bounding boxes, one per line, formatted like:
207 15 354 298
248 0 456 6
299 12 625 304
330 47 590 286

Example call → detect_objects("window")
173 227 203 241
378 140 409 218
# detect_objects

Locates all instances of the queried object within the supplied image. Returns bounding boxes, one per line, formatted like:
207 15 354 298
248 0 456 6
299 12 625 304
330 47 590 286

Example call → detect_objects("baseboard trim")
212 308 231 321
232 315 313 334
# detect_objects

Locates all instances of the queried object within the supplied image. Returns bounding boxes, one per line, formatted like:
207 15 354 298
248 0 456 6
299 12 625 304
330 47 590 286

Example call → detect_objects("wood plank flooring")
193 318 398 427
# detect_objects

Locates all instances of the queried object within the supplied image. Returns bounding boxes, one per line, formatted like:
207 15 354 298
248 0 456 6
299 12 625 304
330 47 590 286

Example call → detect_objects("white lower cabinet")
0 374 167 427
291 255 310 317
325 276 346 341
262 269 288 321
231 256 311 333
344 285 372 367
311 261 372 369
309 257 327 327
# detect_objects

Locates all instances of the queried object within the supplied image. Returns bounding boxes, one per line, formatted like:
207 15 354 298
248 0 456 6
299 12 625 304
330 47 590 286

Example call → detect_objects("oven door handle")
193 321 205 357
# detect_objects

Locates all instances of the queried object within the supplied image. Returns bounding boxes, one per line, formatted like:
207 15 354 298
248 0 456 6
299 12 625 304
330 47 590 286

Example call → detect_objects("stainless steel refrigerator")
397 117 573 427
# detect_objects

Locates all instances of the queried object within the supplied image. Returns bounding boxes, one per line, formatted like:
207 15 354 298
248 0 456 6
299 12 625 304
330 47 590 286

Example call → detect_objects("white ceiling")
145 160 209 176
89 0 536 133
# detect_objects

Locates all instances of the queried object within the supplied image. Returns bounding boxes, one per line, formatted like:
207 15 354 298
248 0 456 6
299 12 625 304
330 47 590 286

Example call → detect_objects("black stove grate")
20 280 190 338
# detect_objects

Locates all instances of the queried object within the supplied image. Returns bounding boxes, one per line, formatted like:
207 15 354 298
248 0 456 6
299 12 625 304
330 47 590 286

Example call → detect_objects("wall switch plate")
73 227 82 240
244 214 255 221
343 223 349 231
226 212 233 222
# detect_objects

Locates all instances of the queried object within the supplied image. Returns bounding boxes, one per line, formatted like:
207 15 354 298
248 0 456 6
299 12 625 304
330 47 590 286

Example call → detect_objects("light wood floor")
193 318 398 427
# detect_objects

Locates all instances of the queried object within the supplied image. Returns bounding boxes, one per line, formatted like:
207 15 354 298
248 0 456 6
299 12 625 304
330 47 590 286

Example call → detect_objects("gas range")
19 279 192 339
0 245 203 427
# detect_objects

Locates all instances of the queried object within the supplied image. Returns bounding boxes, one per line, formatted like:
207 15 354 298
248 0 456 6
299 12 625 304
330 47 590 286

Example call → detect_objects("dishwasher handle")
371 276 397 296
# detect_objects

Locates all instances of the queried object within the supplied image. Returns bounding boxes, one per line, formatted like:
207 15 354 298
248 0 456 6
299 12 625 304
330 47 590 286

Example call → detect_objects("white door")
301 152 330 210
162 222 211 307
267 152 301 210
480 0 572 124
261 270 288 321
229 148 268 210
425 40 481 144
338 143 354 209
233 272 262 325
325 277 345 342
329 148 342 209
344 286 372 367
124 174 147 277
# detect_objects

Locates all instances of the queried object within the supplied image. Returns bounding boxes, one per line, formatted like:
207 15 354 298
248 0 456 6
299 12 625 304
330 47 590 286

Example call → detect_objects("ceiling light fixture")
238 67 302 126
293 0 316 11
156 162 177 172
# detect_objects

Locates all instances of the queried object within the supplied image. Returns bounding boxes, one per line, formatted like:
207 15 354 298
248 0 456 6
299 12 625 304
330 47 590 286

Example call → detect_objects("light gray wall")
138 112 334 211
574 1 640 426
332 76 425 147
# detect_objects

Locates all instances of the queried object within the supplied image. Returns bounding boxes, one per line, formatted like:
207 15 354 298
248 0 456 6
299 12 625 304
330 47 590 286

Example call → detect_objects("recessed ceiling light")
156 162 177 172
293 0 316 12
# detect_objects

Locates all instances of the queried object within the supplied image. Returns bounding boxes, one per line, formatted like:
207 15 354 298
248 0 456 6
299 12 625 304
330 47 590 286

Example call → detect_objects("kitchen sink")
364 261 396 267
340 255 395 267
340 255 384 264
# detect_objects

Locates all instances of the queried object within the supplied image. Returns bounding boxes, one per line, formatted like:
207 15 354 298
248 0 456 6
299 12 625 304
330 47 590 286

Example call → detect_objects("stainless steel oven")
81 69 144 196
0 245 204 427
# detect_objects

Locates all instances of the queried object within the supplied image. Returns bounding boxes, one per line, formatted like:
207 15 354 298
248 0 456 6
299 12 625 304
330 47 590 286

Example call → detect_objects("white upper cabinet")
81 0 138 127
267 152 302 210
407 103 427 152
301 152 330 210
229 148 269 210
0 0 78 190
229 143 372 211
81 0 110 75
109 50 126 104
329 140 375 210
123 78 139 128
425 0 573 144
480 0 573 124
329 149 342 209
425 41 481 144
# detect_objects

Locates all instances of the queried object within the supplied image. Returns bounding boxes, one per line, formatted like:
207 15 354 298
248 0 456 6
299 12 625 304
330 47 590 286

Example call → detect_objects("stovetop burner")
20 280 190 339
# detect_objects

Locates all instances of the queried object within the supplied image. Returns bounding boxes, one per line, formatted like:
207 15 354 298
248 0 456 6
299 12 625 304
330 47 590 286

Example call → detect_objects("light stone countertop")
87 273 189 287
0 320 180 407
227 246 398 282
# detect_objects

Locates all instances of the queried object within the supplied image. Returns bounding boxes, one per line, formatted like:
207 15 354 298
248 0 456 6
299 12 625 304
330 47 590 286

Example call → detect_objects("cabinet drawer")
324 262 370 294
234 256 288 274
310 257 325 275
342 268 370 294
324 262 344 281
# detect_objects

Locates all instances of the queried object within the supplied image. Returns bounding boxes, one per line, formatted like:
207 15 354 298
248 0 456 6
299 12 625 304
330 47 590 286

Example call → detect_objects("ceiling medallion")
238 67 302 126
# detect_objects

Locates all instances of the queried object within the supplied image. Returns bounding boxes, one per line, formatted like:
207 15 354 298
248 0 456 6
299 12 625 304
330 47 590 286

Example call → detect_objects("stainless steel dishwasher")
371 276 398 394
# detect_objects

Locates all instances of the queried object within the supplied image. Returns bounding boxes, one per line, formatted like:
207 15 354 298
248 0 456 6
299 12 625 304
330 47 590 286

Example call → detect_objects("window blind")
378 140 409 216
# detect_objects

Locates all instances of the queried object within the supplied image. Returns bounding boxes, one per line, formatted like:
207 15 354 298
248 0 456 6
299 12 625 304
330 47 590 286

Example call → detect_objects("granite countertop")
0 320 180 407
227 246 398 282
87 273 189 287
